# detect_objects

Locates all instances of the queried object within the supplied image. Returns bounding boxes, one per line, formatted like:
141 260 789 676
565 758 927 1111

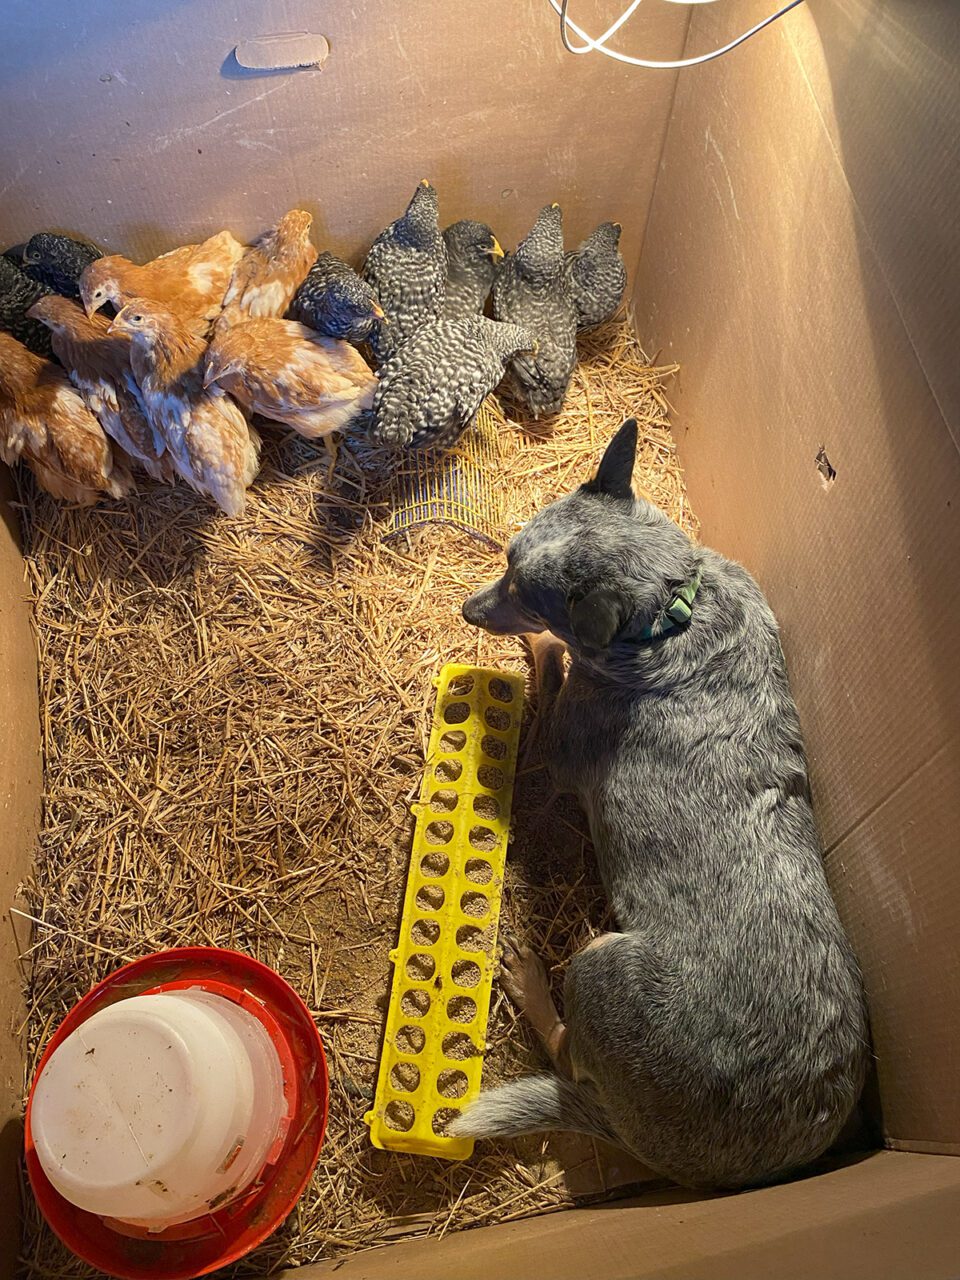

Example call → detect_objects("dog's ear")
583 418 637 501
568 584 631 651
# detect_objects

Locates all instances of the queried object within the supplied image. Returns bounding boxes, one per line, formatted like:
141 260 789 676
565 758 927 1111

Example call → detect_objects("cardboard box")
1 0 957 1275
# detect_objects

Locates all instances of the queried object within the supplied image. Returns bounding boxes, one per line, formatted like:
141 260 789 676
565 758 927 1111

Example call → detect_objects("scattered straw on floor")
14 316 696 1278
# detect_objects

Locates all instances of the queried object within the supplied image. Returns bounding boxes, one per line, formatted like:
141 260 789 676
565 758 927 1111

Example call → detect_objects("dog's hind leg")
500 934 571 1074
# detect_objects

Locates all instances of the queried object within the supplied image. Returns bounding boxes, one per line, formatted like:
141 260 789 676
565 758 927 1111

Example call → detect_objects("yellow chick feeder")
366 663 524 1159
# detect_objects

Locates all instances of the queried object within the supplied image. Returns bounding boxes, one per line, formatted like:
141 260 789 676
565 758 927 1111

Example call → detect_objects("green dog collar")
638 568 702 641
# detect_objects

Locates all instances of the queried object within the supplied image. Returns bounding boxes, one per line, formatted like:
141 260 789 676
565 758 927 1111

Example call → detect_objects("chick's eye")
131 314 143 324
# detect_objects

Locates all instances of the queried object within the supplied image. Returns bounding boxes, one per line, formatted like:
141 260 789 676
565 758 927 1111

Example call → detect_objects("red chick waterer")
25 947 328 1280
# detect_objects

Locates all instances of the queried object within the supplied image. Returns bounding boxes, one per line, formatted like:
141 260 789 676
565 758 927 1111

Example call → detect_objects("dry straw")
13 316 695 1276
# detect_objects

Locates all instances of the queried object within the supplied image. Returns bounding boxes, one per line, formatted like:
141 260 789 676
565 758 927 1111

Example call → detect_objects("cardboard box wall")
1 1 958 1276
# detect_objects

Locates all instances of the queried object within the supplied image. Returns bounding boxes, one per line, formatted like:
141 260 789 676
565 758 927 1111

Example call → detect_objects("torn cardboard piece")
234 32 330 72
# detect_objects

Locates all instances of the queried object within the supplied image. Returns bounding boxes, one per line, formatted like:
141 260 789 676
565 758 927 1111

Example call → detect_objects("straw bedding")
13 316 697 1276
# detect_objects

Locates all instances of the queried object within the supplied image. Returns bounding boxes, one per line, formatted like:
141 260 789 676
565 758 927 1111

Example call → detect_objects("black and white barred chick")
492 203 577 418
0 255 56 358
290 251 384 343
362 180 446 364
22 232 104 300
370 315 535 450
564 221 626 330
442 220 503 319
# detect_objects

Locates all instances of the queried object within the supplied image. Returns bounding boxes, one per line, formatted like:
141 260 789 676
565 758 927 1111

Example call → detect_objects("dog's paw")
499 936 552 1016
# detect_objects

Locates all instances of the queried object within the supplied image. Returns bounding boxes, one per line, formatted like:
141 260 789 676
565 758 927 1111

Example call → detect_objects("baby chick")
22 232 103 299
80 231 245 335
204 317 376 441
28 295 175 484
216 209 316 331
443 220 503 319
363 180 447 363
111 299 260 516
291 251 384 343
492 203 578 419
0 256 56 358
564 221 626 330
0 330 133 504
370 315 536 450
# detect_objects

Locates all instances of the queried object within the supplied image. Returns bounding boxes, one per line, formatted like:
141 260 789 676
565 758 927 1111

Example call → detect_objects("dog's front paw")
499 935 552 1015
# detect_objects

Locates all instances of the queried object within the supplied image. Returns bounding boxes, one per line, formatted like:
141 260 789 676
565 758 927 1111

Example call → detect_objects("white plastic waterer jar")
29 988 287 1230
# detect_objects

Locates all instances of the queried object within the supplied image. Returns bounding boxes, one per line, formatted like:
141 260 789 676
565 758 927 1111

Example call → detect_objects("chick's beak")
106 305 131 336
202 363 221 389
489 237 505 262
371 301 386 320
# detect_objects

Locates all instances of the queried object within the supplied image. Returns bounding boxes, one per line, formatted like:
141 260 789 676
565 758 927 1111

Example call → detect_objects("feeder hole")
430 790 459 813
396 1025 426 1054
401 988 431 1017
464 857 493 884
488 678 515 704
442 1031 479 1060
484 706 511 732
384 1100 416 1132
420 851 450 877
477 764 505 791
456 924 494 953
468 825 497 854
406 952 436 981
416 883 445 911
444 702 470 725
432 1106 462 1136
437 1069 469 1099
410 919 440 946
451 959 481 988
460 891 489 919
473 795 500 821
391 1062 421 1092
447 995 477 1023
481 735 507 761
425 820 454 846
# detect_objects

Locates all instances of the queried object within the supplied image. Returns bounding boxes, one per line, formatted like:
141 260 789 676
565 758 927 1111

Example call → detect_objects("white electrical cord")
552 0 805 69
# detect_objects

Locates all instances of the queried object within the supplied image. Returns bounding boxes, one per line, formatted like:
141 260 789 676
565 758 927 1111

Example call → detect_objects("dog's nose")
461 595 482 626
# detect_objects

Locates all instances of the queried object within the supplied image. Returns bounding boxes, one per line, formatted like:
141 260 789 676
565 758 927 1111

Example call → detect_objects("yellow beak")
372 301 386 320
489 237 505 262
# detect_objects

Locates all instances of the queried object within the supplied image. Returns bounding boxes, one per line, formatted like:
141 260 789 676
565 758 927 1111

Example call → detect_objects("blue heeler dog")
452 419 868 1189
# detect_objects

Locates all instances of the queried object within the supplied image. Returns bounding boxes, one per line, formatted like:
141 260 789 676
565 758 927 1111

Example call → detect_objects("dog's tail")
449 1074 621 1145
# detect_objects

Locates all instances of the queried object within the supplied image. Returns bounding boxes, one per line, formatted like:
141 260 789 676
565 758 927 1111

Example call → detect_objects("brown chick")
203 317 377 445
0 330 134 504
110 299 261 517
27 295 176 484
79 231 245 335
216 210 316 331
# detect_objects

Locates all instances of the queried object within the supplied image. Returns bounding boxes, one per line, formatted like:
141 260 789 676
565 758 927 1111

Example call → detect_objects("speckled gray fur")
455 420 869 1190
362 182 446 364
564 221 626 330
370 315 534 450
492 204 577 418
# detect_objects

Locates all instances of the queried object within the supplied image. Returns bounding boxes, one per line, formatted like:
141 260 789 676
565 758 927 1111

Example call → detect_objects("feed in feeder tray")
366 664 524 1159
